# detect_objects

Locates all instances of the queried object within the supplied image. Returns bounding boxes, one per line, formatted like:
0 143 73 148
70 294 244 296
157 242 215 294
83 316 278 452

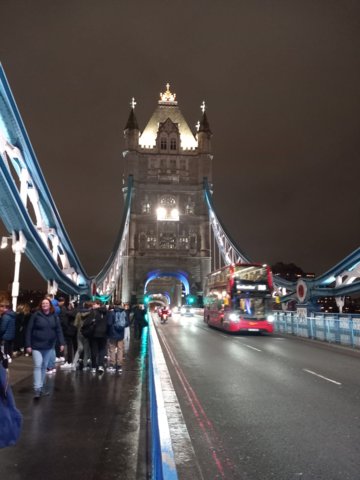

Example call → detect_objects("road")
154 312 360 480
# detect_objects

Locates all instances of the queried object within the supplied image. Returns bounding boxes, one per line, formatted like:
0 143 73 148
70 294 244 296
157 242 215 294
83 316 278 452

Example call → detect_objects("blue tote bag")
0 363 23 448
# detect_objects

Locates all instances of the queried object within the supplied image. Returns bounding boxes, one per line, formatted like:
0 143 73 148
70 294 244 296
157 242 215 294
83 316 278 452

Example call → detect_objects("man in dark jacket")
86 300 108 374
0 299 16 361
132 304 148 340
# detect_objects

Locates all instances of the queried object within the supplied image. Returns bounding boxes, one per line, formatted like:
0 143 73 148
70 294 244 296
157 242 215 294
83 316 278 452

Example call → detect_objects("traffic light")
187 295 196 305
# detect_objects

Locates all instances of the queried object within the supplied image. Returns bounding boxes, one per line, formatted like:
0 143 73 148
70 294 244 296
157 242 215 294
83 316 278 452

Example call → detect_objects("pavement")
0 332 150 480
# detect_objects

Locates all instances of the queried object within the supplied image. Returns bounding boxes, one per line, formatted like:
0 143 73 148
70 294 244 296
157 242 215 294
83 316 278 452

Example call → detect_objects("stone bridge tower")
120 85 212 306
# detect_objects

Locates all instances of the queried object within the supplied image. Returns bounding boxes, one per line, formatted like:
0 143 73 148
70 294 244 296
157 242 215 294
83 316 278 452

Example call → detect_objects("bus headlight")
229 313 238 321
267 314 275 323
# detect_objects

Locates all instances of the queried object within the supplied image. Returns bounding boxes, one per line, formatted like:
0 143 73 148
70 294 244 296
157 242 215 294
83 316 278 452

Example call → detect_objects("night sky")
0 0 359 290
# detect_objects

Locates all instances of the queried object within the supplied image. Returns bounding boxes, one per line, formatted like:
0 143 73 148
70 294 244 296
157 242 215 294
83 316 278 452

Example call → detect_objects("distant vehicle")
159 306 171 324
203 263 274 334
180 305 195 317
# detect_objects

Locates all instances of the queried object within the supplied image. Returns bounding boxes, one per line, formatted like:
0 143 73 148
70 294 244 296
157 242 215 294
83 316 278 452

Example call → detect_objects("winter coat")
89 308 108 339
133 307 148 327
0 310 16 341
25 311 65 350
59 306 77 337
107 308 128 341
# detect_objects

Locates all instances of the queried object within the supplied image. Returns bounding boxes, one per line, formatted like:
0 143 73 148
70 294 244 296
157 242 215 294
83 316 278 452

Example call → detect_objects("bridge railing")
148 314 179 480
273 311 360 349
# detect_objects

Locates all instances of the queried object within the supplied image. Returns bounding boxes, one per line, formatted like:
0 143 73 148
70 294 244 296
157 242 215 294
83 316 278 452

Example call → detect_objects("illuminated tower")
121 84 212 305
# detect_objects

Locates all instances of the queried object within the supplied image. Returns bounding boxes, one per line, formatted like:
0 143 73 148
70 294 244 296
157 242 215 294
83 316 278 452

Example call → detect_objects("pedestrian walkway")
0 334 149 480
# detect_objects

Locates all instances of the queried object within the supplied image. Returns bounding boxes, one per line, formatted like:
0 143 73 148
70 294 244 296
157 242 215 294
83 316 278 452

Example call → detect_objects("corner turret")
196 101 212 153
124 98 140 151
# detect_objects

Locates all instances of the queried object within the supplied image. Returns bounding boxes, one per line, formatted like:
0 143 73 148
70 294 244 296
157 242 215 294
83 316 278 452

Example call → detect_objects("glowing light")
159 83 177 104
170 208 179 220
156 207 166 220
156 206 179 221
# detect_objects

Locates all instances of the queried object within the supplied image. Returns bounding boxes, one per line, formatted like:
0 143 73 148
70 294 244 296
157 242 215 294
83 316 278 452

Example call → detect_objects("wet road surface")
0 334 149 480
155 313 360 480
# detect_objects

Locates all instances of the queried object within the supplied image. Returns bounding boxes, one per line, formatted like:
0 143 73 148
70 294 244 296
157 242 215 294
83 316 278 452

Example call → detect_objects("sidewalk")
6 354 33 385
0 334 149 480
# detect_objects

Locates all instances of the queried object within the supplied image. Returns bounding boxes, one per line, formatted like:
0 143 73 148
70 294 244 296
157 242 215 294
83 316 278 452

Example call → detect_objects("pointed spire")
124 98 139 131
198 101 212 134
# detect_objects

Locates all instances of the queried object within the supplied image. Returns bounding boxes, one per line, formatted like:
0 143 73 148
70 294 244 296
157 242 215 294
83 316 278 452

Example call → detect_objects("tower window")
160 138 167 150
170 138 177 150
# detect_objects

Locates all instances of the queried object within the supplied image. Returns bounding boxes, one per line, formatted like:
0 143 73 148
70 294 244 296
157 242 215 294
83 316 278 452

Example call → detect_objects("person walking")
14 303 31 357
58 297 77 370
84 301 108 374
132 304 148 340
123 303 132 353
107 304 127 373
72 303 92 370
0 298 16 362
25 298 65 399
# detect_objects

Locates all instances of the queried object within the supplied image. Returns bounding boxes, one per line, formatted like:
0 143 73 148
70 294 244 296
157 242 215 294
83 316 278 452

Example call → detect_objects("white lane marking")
303 369 342 386
244 344 262 352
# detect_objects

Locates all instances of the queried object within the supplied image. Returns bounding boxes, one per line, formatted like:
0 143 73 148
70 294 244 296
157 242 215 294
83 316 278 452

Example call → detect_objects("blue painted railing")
274 311 360 349
148 315 179 480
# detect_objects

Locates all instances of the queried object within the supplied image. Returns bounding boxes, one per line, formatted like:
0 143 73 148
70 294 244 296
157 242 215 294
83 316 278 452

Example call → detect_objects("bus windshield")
232 296 268 318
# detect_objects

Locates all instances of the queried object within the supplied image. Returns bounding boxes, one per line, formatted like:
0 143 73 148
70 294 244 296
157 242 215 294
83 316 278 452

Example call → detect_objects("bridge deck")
0 337 149 480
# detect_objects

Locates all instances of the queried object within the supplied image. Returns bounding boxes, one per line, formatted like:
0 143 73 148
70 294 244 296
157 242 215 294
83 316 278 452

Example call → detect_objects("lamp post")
1 231 27 311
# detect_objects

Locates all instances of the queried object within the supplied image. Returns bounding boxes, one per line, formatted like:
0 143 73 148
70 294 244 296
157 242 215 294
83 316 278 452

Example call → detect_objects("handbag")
0 363 23 448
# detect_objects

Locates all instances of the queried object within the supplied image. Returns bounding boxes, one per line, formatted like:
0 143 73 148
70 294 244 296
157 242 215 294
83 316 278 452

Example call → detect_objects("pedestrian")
14 303 31 357
83 300 108 374
107 303 127 373
25 298 65 399
58 297 77 370
133 304 148 340
123 302 132 352
72 302 92 370
0 298 16 362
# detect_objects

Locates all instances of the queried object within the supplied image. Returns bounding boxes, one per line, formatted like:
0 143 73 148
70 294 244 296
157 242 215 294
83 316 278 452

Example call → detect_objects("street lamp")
0 231 27 311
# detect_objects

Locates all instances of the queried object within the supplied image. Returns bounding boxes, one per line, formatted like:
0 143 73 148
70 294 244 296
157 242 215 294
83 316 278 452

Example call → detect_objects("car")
180 305 195 317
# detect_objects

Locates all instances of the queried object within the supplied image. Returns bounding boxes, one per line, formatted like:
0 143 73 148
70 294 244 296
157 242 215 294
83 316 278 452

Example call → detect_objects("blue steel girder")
203 177 360 303
94 175 133 297
203 177 251 265
0 64 90 294
277 247 360 304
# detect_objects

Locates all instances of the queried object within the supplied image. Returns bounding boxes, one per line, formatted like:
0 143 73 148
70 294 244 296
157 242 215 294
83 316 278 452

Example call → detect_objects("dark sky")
0 0 359 290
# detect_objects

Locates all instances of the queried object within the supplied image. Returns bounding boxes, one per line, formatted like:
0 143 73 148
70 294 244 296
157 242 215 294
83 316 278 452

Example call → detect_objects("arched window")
156 195 179 221
160 137 167 150
170 138 177 150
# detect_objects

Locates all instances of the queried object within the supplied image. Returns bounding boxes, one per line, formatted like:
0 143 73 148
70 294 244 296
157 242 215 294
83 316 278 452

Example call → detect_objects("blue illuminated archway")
144 270 190 295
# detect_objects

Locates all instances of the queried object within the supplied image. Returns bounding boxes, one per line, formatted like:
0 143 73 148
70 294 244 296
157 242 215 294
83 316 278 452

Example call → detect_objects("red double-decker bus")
203 263 274 334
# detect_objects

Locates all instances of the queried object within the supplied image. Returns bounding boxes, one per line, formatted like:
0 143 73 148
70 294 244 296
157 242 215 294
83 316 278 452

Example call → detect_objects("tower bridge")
0 64 359 310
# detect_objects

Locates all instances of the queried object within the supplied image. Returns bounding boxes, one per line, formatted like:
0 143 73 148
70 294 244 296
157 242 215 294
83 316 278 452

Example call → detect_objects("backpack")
114 310 126 331
80 315 96 338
